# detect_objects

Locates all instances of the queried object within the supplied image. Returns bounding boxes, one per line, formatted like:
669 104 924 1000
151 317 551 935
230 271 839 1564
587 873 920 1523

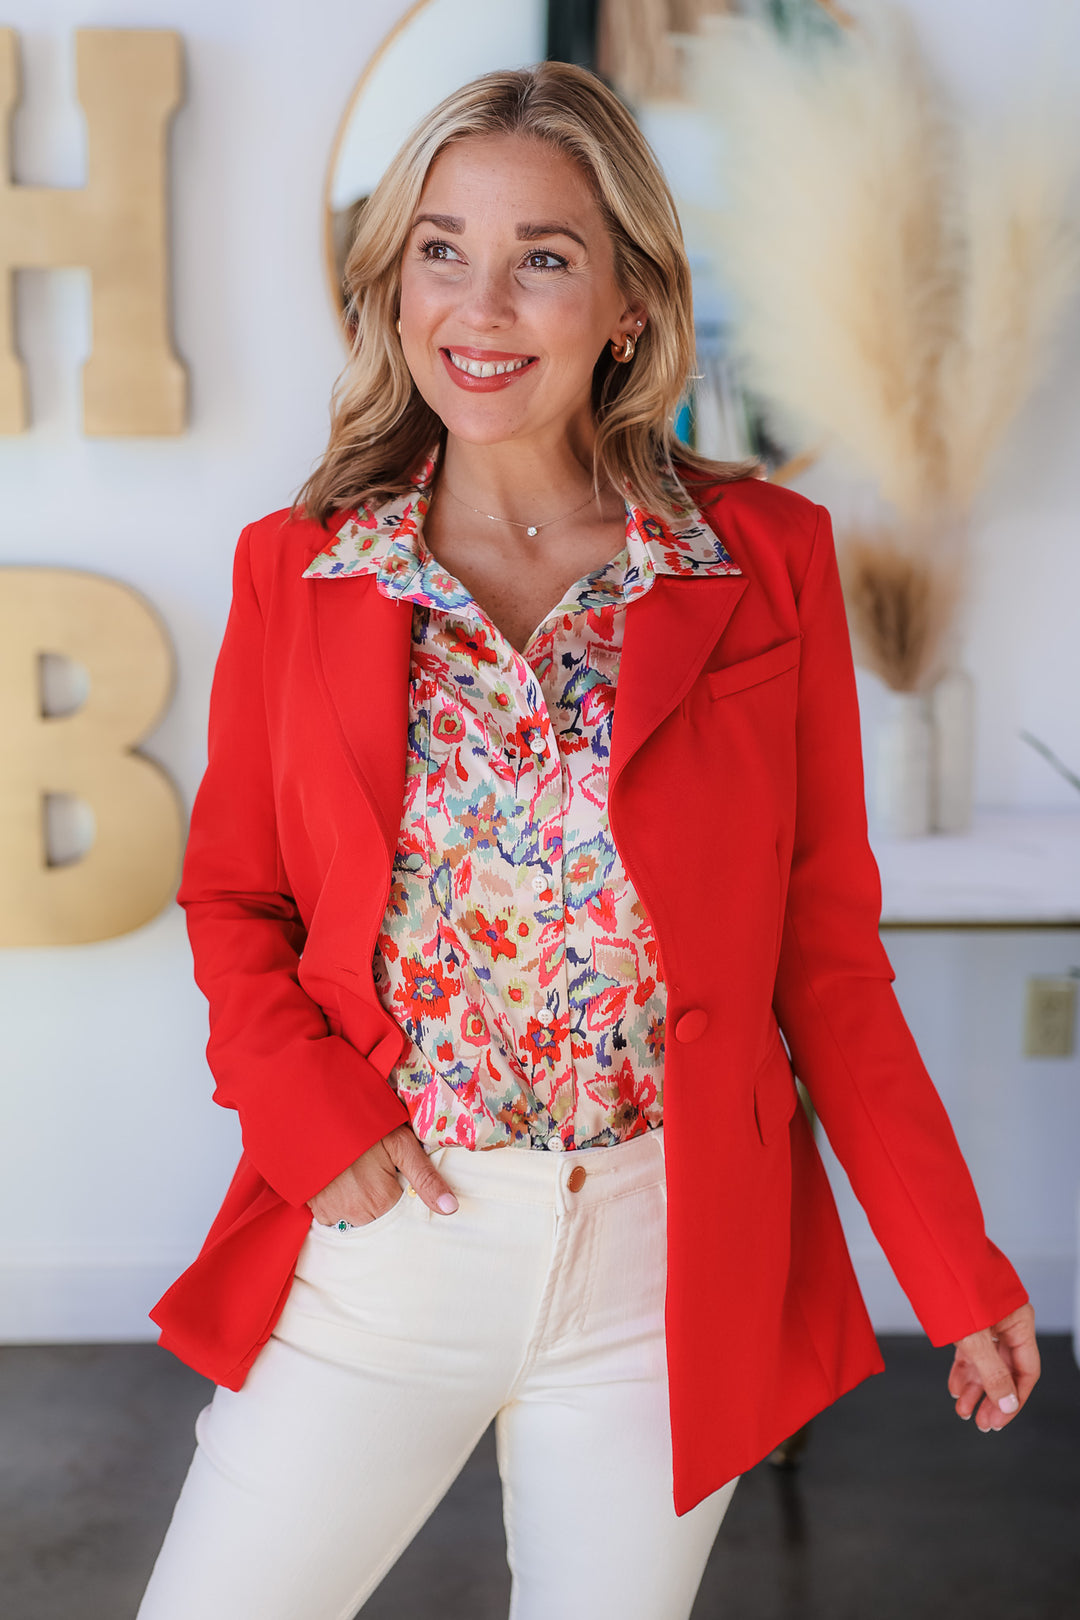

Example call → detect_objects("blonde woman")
137 61 1038 1620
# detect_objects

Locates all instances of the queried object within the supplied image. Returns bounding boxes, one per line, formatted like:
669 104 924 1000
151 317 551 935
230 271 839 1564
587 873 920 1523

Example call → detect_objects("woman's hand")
308 1124 459 1227
948 1302 1039 1432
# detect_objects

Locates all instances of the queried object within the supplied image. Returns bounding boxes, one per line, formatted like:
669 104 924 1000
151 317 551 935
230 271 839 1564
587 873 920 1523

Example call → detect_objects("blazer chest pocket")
708 635 801 700
753 1032 799 1145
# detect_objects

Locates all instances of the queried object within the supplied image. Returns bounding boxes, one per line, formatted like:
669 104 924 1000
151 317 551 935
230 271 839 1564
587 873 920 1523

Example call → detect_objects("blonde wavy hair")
295 60 757 529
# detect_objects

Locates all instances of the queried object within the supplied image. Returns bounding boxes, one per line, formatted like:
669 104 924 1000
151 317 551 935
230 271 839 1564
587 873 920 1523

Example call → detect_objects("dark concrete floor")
1 1336 1077 1619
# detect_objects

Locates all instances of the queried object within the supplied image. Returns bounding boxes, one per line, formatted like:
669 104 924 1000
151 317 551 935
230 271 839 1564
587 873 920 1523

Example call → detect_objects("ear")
610 310 647 348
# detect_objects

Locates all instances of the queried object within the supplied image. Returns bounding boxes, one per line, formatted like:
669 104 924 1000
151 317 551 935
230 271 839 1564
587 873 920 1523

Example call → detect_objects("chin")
432 402 531 446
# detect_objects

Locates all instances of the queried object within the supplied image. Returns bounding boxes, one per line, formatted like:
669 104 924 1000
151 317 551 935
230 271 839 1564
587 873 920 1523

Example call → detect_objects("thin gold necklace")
439 480 601 537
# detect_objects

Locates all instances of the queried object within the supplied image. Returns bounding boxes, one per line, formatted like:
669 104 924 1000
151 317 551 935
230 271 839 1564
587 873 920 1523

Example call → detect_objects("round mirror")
323 0 547 319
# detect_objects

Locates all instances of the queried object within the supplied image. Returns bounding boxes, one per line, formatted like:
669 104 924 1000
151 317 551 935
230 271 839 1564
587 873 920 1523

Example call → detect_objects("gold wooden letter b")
0 569 185 945
0 29 186 434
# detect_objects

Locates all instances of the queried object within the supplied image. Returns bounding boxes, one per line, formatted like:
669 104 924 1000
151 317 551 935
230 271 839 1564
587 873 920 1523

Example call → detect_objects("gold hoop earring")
610 333 636 363
396 318 402 336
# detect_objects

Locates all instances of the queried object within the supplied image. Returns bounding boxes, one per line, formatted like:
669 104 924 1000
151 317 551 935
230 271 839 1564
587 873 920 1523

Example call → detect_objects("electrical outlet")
1023 978 1078 1058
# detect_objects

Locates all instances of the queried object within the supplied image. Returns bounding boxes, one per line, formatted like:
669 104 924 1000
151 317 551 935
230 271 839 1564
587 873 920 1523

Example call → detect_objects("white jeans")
136 1128 737 1620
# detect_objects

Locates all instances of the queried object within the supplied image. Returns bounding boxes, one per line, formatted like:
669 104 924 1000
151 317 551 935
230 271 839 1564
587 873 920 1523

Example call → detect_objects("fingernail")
998 1393 1019 1414
436 1193 458 1215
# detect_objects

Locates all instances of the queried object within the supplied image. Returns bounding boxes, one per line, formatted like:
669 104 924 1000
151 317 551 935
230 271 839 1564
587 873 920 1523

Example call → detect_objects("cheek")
398 264 439 322
522 291 608 380
538 282 608 336
398 254 460 314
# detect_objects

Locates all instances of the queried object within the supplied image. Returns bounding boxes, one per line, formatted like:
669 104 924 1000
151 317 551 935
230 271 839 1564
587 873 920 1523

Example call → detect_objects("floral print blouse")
303 455 742 1152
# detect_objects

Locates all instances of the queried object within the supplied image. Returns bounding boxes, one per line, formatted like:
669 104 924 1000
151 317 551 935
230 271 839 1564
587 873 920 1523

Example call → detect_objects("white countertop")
872 810 1080 927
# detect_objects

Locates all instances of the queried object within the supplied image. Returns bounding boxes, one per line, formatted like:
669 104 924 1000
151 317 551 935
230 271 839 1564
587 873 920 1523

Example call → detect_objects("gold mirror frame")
321 0 429 324
322 0 546 324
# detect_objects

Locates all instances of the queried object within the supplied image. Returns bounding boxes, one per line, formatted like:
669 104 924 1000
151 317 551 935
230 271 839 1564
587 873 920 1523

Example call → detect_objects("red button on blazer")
673 1009 709 1043
151 473 1027 1515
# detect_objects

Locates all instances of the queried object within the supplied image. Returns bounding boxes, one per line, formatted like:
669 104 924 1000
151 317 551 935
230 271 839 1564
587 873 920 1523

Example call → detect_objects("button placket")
500 662 565 977
335 477 690 1156
501 666 567 1101
525 661 574 1127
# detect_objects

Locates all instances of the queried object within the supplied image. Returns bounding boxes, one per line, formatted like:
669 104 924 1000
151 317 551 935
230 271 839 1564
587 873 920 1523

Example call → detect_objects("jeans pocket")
309 1186 410 1241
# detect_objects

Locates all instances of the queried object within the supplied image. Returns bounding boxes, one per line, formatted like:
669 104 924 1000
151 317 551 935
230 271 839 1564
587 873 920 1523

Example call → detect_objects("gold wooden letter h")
0 29 186 434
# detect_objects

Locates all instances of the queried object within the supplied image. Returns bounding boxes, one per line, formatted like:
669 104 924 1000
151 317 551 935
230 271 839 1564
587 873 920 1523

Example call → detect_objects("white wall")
0 0 1076 1342
0 0 421 1337
827 928 1080 1332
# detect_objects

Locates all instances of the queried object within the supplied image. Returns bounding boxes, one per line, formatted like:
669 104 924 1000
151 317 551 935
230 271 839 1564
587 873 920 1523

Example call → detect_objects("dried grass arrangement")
837 526 962 694
679 0 1080 691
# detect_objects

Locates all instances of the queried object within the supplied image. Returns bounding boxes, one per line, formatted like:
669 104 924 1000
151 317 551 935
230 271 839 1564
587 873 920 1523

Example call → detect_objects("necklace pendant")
526 525 538 536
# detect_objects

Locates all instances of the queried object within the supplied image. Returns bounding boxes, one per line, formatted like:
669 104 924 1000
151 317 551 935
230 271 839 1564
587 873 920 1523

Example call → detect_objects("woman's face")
397 133 644 452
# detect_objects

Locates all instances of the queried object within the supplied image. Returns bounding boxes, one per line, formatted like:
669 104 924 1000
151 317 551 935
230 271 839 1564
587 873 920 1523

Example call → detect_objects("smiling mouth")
444 349 536 379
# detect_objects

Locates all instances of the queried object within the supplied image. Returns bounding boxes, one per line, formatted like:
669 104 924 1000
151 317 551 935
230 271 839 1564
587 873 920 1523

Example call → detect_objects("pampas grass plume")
683 0 1080 520
837 525 963 691
685 5 958 518
943 111 1080 508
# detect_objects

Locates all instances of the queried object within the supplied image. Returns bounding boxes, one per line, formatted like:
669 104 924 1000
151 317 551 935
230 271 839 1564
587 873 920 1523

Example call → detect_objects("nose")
455 263 516 330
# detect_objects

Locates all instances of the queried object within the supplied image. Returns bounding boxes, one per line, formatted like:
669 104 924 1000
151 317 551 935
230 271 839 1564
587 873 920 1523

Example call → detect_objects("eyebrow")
410 213 587 251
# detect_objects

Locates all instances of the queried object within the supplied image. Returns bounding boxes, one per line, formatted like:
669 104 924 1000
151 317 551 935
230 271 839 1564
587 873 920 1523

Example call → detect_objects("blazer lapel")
610 572 749 788
307 574 412 857
306 519 748 837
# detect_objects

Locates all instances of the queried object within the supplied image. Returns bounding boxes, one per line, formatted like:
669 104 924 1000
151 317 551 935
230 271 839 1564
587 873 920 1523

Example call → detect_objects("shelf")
872 810 1080 929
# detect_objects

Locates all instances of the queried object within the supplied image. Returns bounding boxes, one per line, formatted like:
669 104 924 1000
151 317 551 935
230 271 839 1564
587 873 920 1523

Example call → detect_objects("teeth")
448 351 531 379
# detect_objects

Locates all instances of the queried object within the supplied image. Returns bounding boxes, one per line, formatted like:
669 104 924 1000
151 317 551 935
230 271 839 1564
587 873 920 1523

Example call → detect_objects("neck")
436 426 613 528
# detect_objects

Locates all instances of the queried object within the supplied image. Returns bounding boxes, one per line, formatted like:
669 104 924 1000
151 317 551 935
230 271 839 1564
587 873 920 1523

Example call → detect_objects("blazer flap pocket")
753 1034 799 1145
708 636 801 700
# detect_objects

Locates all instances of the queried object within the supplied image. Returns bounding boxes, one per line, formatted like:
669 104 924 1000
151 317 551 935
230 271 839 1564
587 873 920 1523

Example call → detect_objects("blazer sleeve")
772 504 1029 1346
176 525 409 1207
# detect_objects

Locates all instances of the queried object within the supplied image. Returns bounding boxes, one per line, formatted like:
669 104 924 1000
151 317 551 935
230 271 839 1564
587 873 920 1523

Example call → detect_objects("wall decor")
324 0 545 320
681 0 1080 833
0 27 186 435
0 568 184 946
548 0 601 70
597 0 730 104
594 0 814 482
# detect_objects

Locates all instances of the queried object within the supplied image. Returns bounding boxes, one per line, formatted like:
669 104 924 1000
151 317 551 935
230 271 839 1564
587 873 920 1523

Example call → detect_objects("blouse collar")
302 448 742 597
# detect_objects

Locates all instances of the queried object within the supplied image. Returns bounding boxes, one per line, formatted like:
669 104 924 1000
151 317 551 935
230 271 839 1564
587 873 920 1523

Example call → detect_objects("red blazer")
152 473 1027 1513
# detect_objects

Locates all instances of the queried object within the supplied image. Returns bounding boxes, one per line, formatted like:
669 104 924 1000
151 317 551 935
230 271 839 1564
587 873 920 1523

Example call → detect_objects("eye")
419 237 460 262
417 236 573 272
522 250 568 272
